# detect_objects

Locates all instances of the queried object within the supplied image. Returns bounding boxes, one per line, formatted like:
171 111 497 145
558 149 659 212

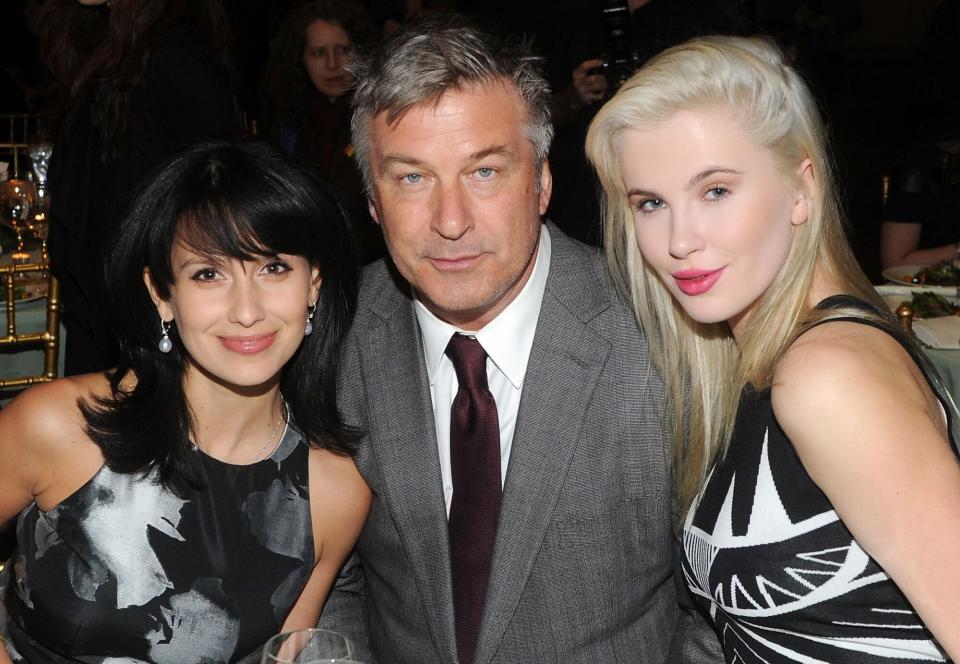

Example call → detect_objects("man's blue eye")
402 173 422 184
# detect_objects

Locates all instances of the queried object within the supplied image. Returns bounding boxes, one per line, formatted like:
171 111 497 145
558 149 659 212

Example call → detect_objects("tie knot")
445 334 489 390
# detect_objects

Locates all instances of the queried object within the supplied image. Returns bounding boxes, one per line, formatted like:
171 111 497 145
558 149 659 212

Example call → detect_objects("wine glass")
260 628 355 663
27 139 53 209
0 177 36 251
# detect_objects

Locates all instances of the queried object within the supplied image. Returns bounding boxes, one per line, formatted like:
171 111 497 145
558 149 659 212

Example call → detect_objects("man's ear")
143 268 174 321
791 158 815 226
538 159 553 216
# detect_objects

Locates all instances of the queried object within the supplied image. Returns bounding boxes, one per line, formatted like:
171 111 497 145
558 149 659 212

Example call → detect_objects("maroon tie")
445 334 502 664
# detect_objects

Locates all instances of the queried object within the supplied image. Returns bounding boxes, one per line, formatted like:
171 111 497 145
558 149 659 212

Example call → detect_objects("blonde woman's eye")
705 185 729 200
636 198 665 213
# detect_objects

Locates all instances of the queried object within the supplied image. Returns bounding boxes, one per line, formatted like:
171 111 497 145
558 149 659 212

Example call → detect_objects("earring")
158 319 173 353
305 303 316 336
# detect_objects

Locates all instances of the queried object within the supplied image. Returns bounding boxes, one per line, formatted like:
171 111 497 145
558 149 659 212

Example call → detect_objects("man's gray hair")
349 13 554 194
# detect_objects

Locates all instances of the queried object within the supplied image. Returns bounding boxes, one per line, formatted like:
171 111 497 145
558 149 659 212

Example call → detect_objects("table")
874 284 960 408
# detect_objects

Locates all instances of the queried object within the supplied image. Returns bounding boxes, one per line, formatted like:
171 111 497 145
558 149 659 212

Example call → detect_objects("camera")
591 0 641 94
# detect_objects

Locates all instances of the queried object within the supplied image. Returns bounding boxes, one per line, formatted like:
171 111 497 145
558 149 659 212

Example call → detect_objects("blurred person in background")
25 0 239 376
879 129 960 270
880 0 960 271
261 0 384 264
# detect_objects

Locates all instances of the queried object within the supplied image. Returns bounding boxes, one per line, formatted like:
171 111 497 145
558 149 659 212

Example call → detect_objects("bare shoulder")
2 373 108 448
773 321 934 427
0 373 110 522
771 319 949 481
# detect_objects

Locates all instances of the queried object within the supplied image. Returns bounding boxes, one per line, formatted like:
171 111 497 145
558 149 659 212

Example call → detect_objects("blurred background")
2 0 957 282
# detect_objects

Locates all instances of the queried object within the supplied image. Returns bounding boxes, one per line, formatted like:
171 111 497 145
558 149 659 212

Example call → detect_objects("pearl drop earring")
158 319 173 353
305 303 316 336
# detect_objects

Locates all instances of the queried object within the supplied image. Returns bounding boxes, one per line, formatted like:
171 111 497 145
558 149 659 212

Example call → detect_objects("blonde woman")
587 36 960 661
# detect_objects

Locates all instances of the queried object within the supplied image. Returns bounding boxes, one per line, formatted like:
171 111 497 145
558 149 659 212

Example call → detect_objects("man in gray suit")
319 13 722 664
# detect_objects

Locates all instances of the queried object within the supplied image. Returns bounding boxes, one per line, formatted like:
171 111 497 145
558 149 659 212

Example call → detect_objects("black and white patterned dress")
682 301 953 662
3 421 315 663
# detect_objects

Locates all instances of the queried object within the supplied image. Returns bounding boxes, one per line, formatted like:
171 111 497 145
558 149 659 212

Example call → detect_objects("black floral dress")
4 423 314 663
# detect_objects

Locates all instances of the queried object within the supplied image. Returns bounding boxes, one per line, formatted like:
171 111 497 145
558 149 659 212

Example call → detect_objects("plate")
881 265 959 295
875 285 959 328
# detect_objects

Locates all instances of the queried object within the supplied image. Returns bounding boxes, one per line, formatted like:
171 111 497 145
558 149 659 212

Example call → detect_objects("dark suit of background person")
317 14 723 664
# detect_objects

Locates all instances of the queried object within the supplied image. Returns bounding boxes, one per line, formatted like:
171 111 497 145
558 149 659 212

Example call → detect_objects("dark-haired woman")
261 0 384 263
0 141 370 663
26 0 239 375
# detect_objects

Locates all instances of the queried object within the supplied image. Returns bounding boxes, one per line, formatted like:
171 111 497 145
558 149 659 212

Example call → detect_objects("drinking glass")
0 177 36 252
260 628 354 663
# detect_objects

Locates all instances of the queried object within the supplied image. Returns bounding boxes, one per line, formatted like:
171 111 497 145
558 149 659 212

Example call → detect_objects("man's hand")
571 58 608 106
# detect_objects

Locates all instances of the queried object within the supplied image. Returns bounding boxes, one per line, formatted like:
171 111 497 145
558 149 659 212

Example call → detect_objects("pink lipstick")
672 268 725 296
219 333 276 355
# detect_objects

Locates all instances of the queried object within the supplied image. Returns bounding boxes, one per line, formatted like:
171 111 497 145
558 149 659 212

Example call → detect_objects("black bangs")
174 204 310 264
142 140 344 297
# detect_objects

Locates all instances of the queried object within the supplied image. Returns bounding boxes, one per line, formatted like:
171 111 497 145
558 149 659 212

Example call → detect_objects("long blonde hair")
586 36 894 511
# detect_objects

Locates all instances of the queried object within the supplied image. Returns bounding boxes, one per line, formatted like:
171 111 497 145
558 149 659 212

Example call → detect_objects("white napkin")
913 316 960 350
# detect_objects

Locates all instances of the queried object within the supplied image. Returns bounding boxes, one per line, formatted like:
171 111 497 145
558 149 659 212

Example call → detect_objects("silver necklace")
249 401 287 463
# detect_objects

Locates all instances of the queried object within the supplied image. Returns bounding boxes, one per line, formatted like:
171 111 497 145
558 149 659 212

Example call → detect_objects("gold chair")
0 258 61 390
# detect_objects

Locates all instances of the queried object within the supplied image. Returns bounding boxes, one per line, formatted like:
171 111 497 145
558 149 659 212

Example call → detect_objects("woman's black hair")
81 140 360 495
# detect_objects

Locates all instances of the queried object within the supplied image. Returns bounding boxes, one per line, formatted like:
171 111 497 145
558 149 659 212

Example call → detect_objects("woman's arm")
0 637 15 664
773 322 960 658
279 449 372 633
880 220 957 269
0 387 53 530
0 379 92 664
0 378 104 527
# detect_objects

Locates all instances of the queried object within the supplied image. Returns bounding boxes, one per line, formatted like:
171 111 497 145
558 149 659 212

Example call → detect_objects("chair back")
0 257 61 389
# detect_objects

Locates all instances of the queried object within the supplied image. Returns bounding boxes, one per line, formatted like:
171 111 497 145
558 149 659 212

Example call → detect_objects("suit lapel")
474 229 612 664
358 275 459 663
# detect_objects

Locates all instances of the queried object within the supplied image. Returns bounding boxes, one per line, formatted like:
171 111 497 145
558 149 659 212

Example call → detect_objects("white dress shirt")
414 225 552 516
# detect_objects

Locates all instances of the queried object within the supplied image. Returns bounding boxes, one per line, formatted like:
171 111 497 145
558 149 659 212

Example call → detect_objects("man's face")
366 81 552 330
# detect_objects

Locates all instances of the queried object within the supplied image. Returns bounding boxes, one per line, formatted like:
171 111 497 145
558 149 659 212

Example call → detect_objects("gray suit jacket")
320 224 722 663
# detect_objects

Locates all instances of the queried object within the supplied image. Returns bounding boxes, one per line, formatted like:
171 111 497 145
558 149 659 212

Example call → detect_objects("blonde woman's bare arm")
773 322 960 658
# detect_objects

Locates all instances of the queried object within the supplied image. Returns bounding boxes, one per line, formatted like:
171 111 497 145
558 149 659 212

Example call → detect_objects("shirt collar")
415 225 552 389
